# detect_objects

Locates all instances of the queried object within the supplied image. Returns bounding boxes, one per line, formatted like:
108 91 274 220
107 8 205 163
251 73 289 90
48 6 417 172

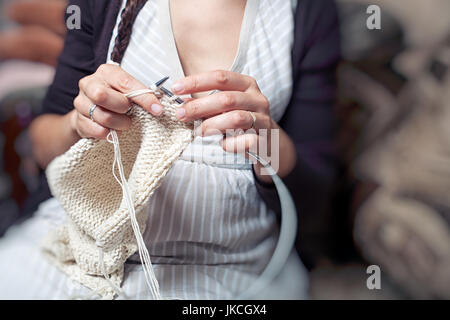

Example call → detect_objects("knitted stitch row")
42 88 193 299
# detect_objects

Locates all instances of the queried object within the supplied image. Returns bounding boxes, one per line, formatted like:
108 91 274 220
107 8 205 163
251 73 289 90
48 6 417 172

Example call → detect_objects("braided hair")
110 0 148 64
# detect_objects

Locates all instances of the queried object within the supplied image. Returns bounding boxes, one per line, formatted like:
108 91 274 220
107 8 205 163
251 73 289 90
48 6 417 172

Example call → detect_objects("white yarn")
70 87 165 299
97 84 183 299
105 128 161 300
125 87 159 99
86 60 162 299
44 74 194 300
98 247 124 297
92 84 165 300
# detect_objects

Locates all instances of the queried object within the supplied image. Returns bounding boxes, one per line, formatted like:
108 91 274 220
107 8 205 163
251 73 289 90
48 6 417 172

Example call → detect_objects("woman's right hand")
71 63 164 139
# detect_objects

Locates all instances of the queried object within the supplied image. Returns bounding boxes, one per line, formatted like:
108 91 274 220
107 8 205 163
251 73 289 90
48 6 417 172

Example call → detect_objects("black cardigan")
39 0 340 261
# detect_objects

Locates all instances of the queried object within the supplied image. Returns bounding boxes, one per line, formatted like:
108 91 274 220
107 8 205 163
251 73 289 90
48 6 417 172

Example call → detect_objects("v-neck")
158 0 259 87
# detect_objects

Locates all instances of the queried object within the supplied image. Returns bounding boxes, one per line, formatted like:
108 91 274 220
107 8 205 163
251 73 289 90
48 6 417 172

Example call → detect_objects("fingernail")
151 103 163 115
176 107 186 120
172 82 184 93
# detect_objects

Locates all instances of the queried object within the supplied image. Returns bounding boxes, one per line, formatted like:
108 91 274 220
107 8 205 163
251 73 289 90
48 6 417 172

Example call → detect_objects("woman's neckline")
158 0 259 85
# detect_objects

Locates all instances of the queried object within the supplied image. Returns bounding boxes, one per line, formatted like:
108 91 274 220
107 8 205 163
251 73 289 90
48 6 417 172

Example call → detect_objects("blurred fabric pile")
335 0 450 299
0 0 66 236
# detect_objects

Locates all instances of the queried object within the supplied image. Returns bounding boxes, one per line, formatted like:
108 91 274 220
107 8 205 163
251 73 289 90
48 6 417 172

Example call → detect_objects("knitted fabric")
41 94 193 299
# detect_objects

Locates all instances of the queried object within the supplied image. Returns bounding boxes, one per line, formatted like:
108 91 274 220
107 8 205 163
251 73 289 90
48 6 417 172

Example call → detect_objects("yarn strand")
92 61 163 300
98 247 125 298
106 129 162 300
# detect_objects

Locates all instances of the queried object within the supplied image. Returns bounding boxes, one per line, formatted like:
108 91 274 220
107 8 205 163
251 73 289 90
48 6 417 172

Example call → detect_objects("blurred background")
0 0 449 299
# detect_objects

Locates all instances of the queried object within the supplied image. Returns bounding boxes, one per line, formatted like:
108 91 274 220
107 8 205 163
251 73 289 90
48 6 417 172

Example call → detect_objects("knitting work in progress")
42 84 194 300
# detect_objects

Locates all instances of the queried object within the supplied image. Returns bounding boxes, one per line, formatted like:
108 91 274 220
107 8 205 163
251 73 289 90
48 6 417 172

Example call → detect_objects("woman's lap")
0 198 309 299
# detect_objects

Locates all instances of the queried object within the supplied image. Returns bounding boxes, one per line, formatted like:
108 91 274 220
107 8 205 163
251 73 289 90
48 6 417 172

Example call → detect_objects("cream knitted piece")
41 92 193 299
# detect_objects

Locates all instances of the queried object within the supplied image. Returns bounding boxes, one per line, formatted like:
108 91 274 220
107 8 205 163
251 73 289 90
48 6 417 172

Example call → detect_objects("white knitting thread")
125 88 158 98
105 122 162 300
67 249 124 300
100 86 180 300
98 247 124 298
69 85 165 300
68 250 123 300
91 60 163 300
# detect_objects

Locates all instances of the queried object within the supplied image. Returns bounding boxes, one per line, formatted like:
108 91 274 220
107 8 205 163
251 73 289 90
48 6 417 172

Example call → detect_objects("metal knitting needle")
154 76 169 87
154 76 184 103
154 76 185 104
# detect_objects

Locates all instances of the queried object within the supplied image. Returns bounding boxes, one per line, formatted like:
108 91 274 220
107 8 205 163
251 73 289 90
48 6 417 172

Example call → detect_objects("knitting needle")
154 76 185 104
155 76 169 87
154 76 184 104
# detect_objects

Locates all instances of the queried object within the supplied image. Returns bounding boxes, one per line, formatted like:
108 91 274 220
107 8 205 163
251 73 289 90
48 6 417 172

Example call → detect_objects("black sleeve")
26 1 97 216
254 0 340 220
40 0 96 115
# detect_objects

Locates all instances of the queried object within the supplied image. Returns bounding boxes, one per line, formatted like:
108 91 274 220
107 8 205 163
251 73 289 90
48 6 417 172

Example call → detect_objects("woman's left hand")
172 70 296 183
172 70 272 147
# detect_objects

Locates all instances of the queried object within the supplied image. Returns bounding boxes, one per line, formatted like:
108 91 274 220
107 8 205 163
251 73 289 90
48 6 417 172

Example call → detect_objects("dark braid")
111 0 148 64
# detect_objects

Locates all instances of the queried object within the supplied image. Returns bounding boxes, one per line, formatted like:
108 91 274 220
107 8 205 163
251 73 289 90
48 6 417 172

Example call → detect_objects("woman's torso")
106 0 301 294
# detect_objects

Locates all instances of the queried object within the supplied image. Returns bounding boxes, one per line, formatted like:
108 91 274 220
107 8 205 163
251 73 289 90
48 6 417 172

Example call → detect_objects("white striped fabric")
0 0 308 299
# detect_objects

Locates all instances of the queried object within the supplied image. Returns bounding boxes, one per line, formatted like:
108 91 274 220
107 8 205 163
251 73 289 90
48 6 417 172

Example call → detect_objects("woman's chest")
169 0 246 77
110 0 297 122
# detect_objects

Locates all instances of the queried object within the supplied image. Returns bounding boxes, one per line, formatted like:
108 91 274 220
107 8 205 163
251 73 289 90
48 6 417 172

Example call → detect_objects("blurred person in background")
0 0 66 236
0 0 66 65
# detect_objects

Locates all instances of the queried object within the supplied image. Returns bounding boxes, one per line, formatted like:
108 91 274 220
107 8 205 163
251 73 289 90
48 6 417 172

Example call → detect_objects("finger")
74 92 132 131
196 110 269 137
89 106 132 131
94 64 163 115
75 112 110 140
171 70 256 95
176 91 265 121
79 76 130 114
221 132 259 156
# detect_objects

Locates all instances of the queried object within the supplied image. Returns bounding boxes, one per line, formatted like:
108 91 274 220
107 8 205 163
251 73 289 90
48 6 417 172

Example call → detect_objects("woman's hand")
171 70 297 183
71 63 164 139
31 64 165 168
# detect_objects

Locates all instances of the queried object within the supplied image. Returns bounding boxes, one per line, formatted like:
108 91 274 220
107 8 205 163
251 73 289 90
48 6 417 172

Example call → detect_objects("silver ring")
89 104 97 121
249 111 257 128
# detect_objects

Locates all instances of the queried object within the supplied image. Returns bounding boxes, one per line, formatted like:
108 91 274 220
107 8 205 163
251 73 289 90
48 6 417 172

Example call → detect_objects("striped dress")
0 0 308 299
